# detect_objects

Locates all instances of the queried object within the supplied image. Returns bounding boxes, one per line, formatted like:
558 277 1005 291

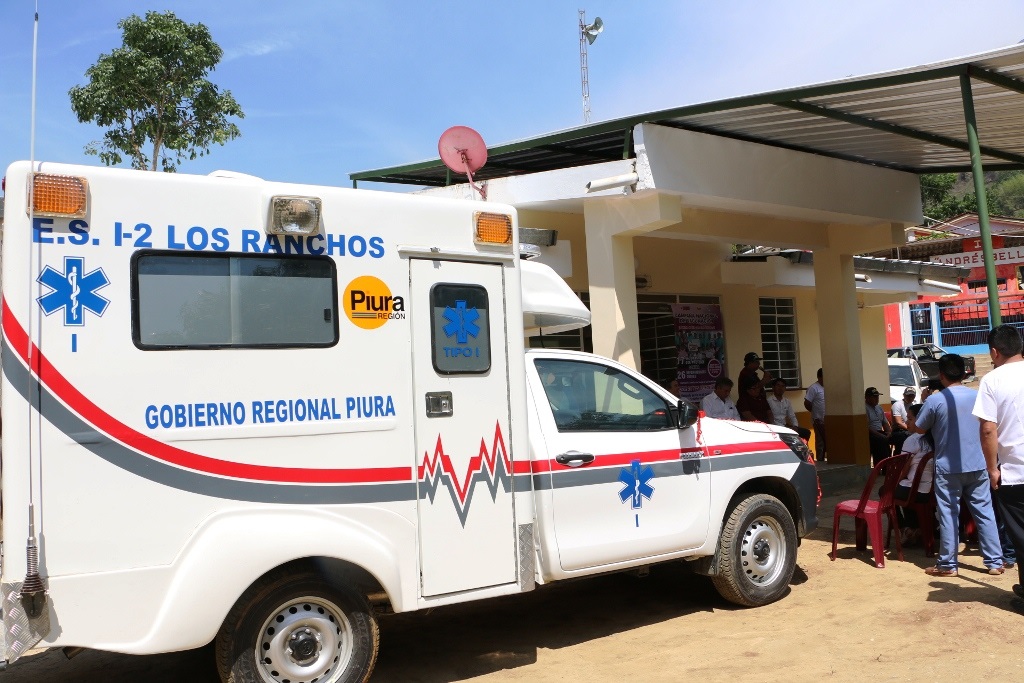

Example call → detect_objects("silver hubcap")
256 596 353 683
740 515 786 585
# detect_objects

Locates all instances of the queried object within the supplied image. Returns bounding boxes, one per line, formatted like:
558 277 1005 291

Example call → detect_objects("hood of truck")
718 419 793 438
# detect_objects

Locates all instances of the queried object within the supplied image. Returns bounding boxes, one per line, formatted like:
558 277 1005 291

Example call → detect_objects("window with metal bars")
758 297 800 388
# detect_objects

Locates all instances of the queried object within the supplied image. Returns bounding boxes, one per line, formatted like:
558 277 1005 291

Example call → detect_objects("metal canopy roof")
350 44 1024 187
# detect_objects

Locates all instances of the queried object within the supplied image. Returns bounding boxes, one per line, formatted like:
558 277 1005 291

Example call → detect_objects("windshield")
889 364 916 386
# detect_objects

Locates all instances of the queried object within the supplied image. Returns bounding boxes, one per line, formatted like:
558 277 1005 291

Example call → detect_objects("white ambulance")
0 161 818 682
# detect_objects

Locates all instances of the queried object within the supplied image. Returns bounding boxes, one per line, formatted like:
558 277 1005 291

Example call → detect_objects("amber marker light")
29 173 88 218
474 212 512 245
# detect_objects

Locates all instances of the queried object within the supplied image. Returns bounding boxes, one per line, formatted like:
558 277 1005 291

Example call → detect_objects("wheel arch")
135 507 415 653
691 476 802 577
727 476 804 537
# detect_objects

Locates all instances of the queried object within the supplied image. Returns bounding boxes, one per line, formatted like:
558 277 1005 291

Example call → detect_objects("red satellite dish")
438 125 488 199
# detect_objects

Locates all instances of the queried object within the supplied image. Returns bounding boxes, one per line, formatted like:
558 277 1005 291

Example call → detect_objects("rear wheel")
711 494 797 607
216 570 378 683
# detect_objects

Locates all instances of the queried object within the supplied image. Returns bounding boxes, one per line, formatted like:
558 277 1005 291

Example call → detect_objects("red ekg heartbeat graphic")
418 421 511 504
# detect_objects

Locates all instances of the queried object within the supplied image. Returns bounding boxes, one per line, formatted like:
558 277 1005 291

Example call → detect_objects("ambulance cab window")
430 284 490 374
132 253 338 349
533 358 673 432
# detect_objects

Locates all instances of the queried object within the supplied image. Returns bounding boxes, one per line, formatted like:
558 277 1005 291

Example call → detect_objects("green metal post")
960 73 1001 326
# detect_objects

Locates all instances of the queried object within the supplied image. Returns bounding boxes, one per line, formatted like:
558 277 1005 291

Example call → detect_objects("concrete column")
813 247 870 465
583 227 641 368
582 192 682 369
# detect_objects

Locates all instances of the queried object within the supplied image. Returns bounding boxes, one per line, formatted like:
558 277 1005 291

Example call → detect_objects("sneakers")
925 566 958 577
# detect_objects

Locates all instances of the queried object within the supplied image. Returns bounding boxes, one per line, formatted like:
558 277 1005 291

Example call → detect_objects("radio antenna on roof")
578 10 604 123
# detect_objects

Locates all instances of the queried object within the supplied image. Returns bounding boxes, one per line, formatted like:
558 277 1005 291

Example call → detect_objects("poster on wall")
671 303 726 403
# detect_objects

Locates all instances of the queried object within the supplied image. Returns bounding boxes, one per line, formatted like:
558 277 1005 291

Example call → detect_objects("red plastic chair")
888 452 936 557
830 453 910 568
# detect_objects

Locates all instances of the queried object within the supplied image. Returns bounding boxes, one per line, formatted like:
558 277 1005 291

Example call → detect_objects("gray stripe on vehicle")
530 450 797 491
706 449 798 471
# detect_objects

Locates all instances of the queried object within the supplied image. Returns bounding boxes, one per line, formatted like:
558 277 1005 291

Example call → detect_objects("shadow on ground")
0 562 769 683
372 563 734 682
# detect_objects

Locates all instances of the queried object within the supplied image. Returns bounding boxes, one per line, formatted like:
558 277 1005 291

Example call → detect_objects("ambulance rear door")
409 258 517 597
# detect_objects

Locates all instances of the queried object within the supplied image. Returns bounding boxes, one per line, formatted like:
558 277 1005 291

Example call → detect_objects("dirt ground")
4 487 1023 683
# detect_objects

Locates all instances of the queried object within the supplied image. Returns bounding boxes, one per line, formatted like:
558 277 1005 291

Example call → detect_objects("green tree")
69 11 243 172
989 171 1024 218
920 173 976 222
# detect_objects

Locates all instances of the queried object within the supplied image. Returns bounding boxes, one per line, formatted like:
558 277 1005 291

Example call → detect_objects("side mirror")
677 400 699 429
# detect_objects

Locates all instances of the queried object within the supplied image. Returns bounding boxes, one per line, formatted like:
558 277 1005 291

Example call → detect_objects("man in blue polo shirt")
914 353 1005 577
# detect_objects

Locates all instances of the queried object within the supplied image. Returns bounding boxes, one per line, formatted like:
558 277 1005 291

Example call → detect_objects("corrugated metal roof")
733 249 971 279
351 44 1024 186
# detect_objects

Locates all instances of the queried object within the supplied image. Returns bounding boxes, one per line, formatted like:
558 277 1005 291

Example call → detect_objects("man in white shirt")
974 324 1024 609
767 378 811 440
803 368 825 461
890 386 915 453
701 377 739 420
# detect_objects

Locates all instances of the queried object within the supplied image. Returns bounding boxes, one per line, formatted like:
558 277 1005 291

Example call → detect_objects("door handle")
555 451 595 467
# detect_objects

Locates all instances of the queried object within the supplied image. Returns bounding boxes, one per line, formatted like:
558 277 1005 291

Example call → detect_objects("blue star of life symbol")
618 459 655 510
37 256 110 326
442 300 480 343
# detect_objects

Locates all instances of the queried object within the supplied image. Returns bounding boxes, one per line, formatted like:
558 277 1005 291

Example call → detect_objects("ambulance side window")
132 252 338 349
430 284 490 375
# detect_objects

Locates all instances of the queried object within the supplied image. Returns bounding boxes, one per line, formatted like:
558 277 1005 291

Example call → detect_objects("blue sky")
1 1 1022 191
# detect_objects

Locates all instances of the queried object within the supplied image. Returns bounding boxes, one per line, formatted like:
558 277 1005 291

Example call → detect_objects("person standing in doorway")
974 325 1024 609
915 354 1005 577
804 368 825 462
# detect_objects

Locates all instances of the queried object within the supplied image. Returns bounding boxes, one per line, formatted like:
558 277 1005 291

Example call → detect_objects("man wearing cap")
890 386 916 453
865 386 892 466
767 378 811 440
738 352 772 394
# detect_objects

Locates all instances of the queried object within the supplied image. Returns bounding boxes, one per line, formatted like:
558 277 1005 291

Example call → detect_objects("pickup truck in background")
887 343 976 381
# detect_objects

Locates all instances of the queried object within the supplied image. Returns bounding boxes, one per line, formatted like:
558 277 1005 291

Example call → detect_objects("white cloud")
223 34 295 61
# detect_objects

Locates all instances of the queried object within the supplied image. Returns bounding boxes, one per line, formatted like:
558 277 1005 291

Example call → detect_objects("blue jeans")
933 470 1004 571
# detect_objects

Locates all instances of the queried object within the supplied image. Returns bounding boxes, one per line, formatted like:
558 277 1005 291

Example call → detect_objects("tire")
215 569 379 683
711 494 797 607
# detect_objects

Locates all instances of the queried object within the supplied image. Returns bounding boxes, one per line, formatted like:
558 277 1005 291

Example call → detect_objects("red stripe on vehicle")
709 440 789 456
2 298 412 485
535 441 790 471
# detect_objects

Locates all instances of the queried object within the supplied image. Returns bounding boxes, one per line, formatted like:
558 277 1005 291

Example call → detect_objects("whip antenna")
21 0 47 619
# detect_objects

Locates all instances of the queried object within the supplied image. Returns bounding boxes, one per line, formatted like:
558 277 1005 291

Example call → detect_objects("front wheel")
711 494 797 607
215 569 379 683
